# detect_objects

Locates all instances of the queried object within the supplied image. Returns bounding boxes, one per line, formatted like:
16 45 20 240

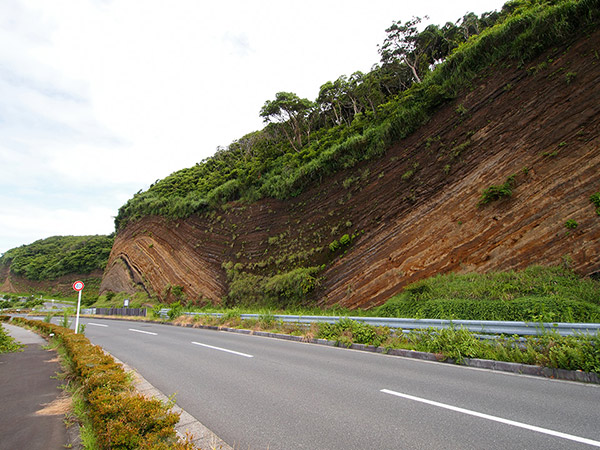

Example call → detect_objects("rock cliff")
101 30 600 308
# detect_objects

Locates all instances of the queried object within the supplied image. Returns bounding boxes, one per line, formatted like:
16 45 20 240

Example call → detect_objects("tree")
260 92 314 151
379 16 429 84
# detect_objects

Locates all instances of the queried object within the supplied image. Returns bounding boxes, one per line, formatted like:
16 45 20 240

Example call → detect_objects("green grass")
377 266 600 322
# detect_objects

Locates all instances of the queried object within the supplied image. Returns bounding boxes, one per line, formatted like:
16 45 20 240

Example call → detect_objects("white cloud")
0 0 505 254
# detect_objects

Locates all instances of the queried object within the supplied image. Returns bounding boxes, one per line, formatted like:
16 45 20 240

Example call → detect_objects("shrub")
317 318 389 347
478 174 516 206
226 267 321 308
167 301 183 320
0 323 22 353
565 219 578 229
9 317 193 449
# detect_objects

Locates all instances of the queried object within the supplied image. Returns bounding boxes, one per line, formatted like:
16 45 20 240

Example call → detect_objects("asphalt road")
69 317 600 449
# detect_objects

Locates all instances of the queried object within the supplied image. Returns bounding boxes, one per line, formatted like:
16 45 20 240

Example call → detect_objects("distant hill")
100 0 600 309
0 235 114 297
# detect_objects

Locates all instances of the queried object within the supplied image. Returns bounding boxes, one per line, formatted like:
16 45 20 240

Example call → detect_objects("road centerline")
381 389 600 447
87 323 108 327
129 328 158 336
191 341 253 358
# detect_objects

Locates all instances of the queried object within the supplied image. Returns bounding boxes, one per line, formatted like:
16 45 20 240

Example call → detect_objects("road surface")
69 317 600 449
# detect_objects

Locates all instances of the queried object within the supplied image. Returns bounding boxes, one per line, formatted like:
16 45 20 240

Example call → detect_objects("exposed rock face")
101 31 600 308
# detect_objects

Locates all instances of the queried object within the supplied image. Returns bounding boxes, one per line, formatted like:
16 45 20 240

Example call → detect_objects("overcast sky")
0 0 505 255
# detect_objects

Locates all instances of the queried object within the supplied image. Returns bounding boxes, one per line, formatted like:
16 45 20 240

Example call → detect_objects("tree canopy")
0 235 114 281
113 0 599 231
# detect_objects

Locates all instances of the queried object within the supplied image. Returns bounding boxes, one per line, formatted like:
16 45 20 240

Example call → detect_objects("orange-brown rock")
101 31 600 309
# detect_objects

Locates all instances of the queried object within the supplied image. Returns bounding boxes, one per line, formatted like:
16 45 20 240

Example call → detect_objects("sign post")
73 280 84 334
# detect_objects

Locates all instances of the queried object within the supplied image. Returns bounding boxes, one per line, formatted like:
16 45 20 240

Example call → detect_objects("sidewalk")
0 323 72 450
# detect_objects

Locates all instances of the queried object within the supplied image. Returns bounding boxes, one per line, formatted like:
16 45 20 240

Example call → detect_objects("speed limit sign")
73 280 85 291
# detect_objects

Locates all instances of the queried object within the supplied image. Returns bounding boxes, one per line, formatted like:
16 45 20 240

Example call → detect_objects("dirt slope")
101 30 600 308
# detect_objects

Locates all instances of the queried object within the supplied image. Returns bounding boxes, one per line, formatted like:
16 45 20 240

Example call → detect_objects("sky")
0 0 506 255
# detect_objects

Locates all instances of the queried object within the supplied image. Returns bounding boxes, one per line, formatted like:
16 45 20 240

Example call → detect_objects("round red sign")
73 280 85 291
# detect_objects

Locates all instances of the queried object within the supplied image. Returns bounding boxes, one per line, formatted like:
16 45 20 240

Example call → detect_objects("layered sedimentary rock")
101 31 600 308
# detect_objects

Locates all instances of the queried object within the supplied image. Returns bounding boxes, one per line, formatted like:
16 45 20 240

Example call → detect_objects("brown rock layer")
101 31 600 308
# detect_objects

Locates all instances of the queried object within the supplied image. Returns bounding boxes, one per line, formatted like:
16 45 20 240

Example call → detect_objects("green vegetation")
10 317 194 450
590 192 600 215
377 266 600 322
114 0 600 230
168 312 600 374
0 295 44 310
478 174 516 206
565 219 579 229
224 265 322 308
0 235 114 281
0 320 22 354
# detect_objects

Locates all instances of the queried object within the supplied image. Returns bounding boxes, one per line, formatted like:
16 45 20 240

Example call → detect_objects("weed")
565 71 577 84
60 311 70 329
401 169 414 181
564 219 578 230
590 192 600 215
478 174 516 206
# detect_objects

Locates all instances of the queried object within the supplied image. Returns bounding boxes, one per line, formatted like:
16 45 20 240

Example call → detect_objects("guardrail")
82 307 147 317
173 311 600 337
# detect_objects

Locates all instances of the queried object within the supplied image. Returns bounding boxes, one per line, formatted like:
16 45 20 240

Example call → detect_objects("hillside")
0 235 114 297
101 0 600 309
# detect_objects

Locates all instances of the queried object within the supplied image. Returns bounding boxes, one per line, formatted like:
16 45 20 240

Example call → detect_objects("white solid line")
87 323 108 327
129 328 158 336
191 341 253 358
381 389 600 447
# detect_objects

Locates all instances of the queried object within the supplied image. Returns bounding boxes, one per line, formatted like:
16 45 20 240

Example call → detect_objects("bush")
0 323 22 354
478 174 516 206
226 266 321 308
10 317 193 449
317 318 389 347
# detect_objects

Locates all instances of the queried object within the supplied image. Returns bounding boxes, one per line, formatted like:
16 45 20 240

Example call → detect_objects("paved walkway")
0 323 71 450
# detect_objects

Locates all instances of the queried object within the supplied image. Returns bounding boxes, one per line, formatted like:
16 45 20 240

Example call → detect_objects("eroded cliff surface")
101 31 600 308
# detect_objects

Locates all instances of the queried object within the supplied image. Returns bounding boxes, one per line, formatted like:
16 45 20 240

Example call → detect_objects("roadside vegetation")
0 294 46 310
165 310 600 375
6 316 194 450
0 316 22 354
377 266 600 322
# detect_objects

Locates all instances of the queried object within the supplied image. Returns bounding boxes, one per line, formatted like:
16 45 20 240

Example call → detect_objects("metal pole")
75 289 82 334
